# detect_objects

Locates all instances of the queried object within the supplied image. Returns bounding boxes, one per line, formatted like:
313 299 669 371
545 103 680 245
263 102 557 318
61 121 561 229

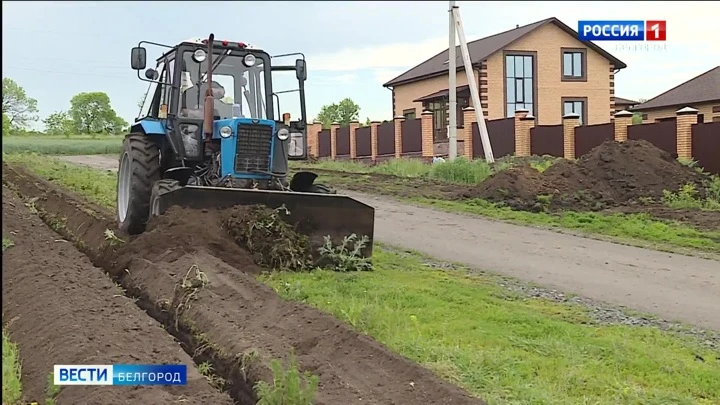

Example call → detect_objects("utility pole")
448 0 457 160
452 5 494 162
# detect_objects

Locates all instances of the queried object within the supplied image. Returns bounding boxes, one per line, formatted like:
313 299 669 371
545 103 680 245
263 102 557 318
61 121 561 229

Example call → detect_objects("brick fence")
307 107 720 174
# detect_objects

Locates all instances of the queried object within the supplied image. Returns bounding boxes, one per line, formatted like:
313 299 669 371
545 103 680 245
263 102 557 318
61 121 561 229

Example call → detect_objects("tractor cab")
130 37 309 187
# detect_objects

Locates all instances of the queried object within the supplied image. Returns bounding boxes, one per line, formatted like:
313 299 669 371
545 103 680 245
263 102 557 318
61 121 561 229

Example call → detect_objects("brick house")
614 97 639 111
631 66 720 123
383 17 627 143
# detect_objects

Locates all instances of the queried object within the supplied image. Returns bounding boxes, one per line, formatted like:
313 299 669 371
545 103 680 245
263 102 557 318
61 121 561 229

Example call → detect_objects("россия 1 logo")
578 20 666 41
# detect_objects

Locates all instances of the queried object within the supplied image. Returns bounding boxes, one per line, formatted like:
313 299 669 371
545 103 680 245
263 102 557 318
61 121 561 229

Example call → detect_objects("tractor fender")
131 119 166 136
289 171 318 192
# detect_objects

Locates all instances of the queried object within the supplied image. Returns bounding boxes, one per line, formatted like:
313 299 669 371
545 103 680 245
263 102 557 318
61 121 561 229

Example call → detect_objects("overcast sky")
3 1 717 129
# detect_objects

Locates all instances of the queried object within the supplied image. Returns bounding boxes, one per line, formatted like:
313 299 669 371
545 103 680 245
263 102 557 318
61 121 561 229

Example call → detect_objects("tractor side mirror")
131 47 147 70
288 132 306 158
295 59 307 81
144 68 159 80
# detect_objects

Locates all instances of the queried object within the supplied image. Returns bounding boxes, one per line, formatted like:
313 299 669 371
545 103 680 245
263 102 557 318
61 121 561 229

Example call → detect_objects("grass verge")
301 168 720 254
293 155 558 185
2 135 122 155
2 327 23 405
416 197 720 253
5 154 720 404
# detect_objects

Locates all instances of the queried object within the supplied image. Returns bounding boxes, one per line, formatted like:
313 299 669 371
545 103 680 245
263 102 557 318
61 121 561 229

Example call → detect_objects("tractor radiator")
234 123 273 173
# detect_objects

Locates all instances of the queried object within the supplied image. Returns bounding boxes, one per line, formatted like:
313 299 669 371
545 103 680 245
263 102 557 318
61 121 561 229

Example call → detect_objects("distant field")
2 135 122 155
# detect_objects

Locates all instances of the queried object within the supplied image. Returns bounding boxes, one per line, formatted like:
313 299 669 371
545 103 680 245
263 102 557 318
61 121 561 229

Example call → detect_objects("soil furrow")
1 186 234 405
3 164 485 405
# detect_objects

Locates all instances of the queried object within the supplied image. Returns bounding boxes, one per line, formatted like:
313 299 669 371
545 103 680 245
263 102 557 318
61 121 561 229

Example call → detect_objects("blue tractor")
120 34 374 256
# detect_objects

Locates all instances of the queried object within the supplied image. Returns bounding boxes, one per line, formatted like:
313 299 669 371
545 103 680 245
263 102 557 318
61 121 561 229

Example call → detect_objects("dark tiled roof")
614 97 638 106
413 85 470 102
384 17 627 87
631 66 720 111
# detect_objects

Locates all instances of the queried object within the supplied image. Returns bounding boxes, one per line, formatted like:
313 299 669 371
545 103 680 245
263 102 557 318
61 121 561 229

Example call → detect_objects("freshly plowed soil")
471 140 711 212
1 187 234 405
4 164 484 405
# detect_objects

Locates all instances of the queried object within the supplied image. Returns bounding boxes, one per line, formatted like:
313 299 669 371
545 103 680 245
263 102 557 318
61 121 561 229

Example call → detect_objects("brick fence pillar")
518 114 535 157
330 122 339 159
307 121 322 157
349 121 359 159
562 113 580 159
393 115 405 158
462 107 475 160
676 106 699 160
513 109 530 157
370 121 380 161
421 111 433 158
613 110 633 142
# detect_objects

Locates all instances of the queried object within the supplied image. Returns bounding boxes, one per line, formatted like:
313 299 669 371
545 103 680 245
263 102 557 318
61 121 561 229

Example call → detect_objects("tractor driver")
180 81 231 119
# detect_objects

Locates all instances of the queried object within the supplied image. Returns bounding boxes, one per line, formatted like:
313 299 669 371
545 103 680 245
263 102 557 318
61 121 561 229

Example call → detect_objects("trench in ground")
3 167 263 405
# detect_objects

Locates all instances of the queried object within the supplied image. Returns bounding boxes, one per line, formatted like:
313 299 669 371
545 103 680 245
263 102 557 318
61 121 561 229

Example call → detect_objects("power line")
3 66 128 79
12 58 128 70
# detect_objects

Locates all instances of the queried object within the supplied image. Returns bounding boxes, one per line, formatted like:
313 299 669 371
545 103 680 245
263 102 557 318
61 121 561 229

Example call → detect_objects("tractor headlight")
277 127 289 141
243 54 257 67
220 126 233 138
192 49 207 63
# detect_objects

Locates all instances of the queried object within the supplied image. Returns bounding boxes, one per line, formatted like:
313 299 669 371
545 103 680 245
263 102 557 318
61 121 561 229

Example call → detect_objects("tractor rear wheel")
117 133 161 235
150 179 182 217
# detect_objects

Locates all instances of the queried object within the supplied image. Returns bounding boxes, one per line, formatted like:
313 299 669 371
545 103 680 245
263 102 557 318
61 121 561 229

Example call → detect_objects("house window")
505 54 534 118
562 98 586 125
456 97 469 127
428 100 448 142
562 48 586 81
403 109 416 120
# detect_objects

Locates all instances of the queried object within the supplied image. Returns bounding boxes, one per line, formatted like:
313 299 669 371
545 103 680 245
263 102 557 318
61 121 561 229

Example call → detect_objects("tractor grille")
234 123 273 173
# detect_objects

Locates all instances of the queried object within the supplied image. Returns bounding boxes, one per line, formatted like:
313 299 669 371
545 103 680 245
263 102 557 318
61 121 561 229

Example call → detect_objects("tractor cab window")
178 49 269 120
138 61 165 119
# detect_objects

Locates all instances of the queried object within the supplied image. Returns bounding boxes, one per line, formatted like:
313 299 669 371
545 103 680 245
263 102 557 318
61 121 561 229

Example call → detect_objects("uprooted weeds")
223 205 373 272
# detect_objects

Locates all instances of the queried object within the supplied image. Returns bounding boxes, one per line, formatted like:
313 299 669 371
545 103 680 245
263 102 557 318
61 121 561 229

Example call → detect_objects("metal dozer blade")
152 186 376 258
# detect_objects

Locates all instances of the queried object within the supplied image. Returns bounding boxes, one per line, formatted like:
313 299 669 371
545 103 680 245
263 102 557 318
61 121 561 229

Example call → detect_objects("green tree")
69 92 128 136
2 78 39 131
2 113 11 136
316 98 360 128
43 111 74 137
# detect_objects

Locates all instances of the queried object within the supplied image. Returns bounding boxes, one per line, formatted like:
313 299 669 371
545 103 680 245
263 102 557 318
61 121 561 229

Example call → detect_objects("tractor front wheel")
117 133 161 235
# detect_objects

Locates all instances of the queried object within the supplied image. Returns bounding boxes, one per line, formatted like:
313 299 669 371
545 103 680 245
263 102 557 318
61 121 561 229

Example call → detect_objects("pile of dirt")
107 205 314 274
465 140 710 212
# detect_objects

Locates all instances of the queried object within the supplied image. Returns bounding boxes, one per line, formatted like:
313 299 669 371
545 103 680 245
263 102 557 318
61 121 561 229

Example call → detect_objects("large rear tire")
117 133 161 235
150 179 182 217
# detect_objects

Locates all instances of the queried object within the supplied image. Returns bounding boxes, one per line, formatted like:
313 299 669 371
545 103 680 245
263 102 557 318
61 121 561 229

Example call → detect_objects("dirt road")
58 155 720 331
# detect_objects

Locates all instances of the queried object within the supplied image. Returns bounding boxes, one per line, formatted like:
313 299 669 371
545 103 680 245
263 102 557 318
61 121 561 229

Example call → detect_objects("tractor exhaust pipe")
203 33 215 143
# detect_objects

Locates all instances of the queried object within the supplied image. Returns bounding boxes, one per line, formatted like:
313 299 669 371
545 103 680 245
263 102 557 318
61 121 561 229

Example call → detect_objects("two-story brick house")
383 17 627 142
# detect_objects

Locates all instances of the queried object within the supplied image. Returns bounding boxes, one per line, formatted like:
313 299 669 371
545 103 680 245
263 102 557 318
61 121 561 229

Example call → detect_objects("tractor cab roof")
179 37 262 50
154 38 265 63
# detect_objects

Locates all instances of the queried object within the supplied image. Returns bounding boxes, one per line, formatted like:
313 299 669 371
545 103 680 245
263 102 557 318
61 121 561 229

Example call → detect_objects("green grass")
294 156 557 185
261 250 720 404
2 327 23 405
5 153 720 404
3 153 117 208
662 180 720 211
2 134 123 155
416 198 720 253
